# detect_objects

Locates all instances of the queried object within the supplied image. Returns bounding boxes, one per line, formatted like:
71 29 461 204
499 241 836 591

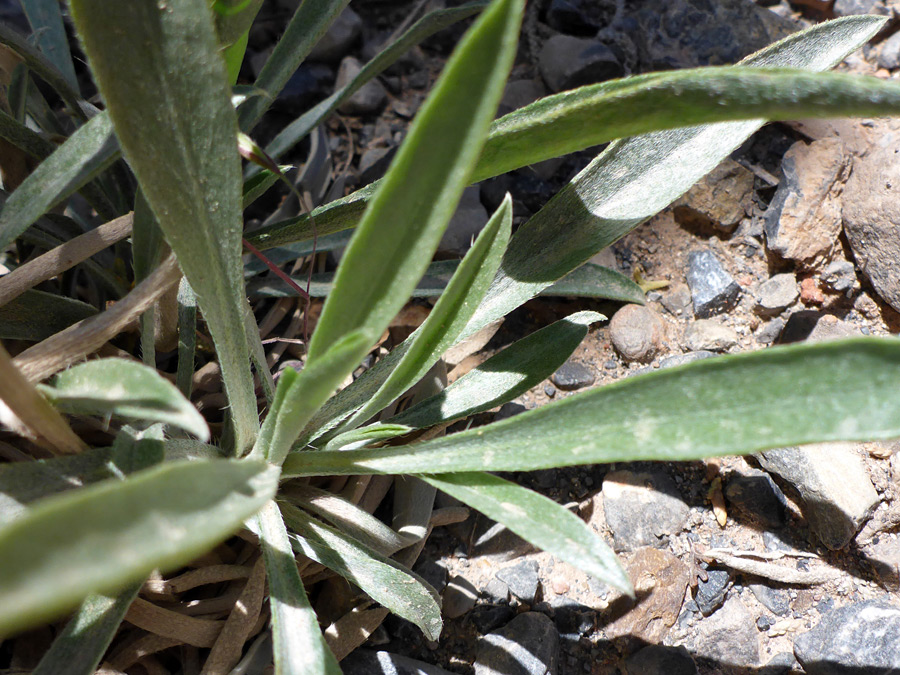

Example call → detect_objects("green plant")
2 0 900 672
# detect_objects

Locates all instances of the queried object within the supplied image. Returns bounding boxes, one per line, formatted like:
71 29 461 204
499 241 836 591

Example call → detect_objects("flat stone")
624 645 698 675
602 469 689 551
695 568 731 616
724 468 788 528
538 35 622 93
749 583 791 616
609 304 666 363
755 317 784 345
842 121 900 312
879 30 900 70
307 6 362 62
778 312 858 344
336 56 388 115
342 650 457 675
604 548 690 642
684 319 738 352
673 158 754 232
686 249 742 319
474 612 559 675
755 443 879 550
756 273 799 313
550 359 595 390
443 575 479 619
438 186 488 256
764 139 849 268
661 283 693 316
684 596 759 668
496 560 541 605
833 0 889 15
358 146 397 185
630 350 717 378
794 600 900 674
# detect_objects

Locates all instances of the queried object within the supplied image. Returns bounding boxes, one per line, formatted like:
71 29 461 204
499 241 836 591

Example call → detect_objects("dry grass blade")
13 253 181 382
200 556 266 675
0 341 84 454
323 605 389 662
123 598 224 648
106 634 183 671
164 564 254 595
0 213 133 308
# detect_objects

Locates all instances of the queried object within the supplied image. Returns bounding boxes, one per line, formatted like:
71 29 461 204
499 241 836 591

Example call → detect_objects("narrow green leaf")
0 112 119 251
176 278 198 399
31 587 141 675
547 263 645 303
38 358 210 441
213 0 263 48
70 0 258 453
283 339 900 476
254 501 341 675
0 289 97 341
238 0 350 130
242 165 293 210
0 459 278 637
243 230 352 279
322 423 413 451
21 0 79 90
0 107 57 160
254 331 371 465
463 16 889 335
280 502 443 641
422 472 632 595
338 196 512 434
261 0 489 163
388 311 602 430
306 0 523 365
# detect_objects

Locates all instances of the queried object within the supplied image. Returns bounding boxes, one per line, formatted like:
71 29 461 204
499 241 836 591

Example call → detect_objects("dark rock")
408 69 429 89
602 469 689 551
755 443 879 550
684 319 738 352
724 468 787 528
496 560 541 605
750 583 791 616
342 650 456 675
438 187 488 256
358 146 397 186
469 604 515 634
757 615 774 631
443 575 479 619
673 158 754 232
550 359 595 390
546 0 601 36
686 249 742 318
307 7 362 62
764 139 849 268
761 652 799 675
794 600 900 674
474 612 559 675
495 402 527 421
276 63 334 110
499 78 547 116
608 304 666 363
778 311 857 345
756 273 799 313
547 599 594 637
695 568 731 616
538 35 623 93
413 559 448 594
832 0 889 15
335 56 388 115
482 578 510 604
685 596 759 668
624 645 699 675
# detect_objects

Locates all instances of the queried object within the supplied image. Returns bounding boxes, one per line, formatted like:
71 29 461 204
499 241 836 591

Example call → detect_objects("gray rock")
862 537 900 589
414 559 448 594
602 469 689 551
443 575 479 619
439 187 488 256
755 317 785 345
624 645 698 675
879 30 900 70
358 146 396 186
762 652 799 674
820 260 857 293
661 283 693 316
609 304 666 363
495 402 527 421
842 122 900 312
673 159 754 232
756 273 799 313
496 560 541 605
832 0 889 15
277 63 334 110
750 583 791 616
764 139 849 268
538 35 622 93
482 577 510 604
686 249 742 318
546 0 602 35
336 56 388 115
470 604 515 634
755 443 880 550
550 359 595 390
684 319 738 352
724 468 787 528
473 520 536 560
630 350 716 377
684 596 759 668
307 7 362 62
342 650 457 675
499 78 547 116
696 568 731 616
474 612 559 675
778 312 857 344
794 600 900 674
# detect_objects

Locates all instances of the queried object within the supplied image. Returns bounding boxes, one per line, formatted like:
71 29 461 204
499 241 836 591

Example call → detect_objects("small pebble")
609 304 666 363
551 359 595 390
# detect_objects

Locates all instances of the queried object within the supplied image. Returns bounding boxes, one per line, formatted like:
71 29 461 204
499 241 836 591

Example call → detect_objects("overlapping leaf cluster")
1 0 900 672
